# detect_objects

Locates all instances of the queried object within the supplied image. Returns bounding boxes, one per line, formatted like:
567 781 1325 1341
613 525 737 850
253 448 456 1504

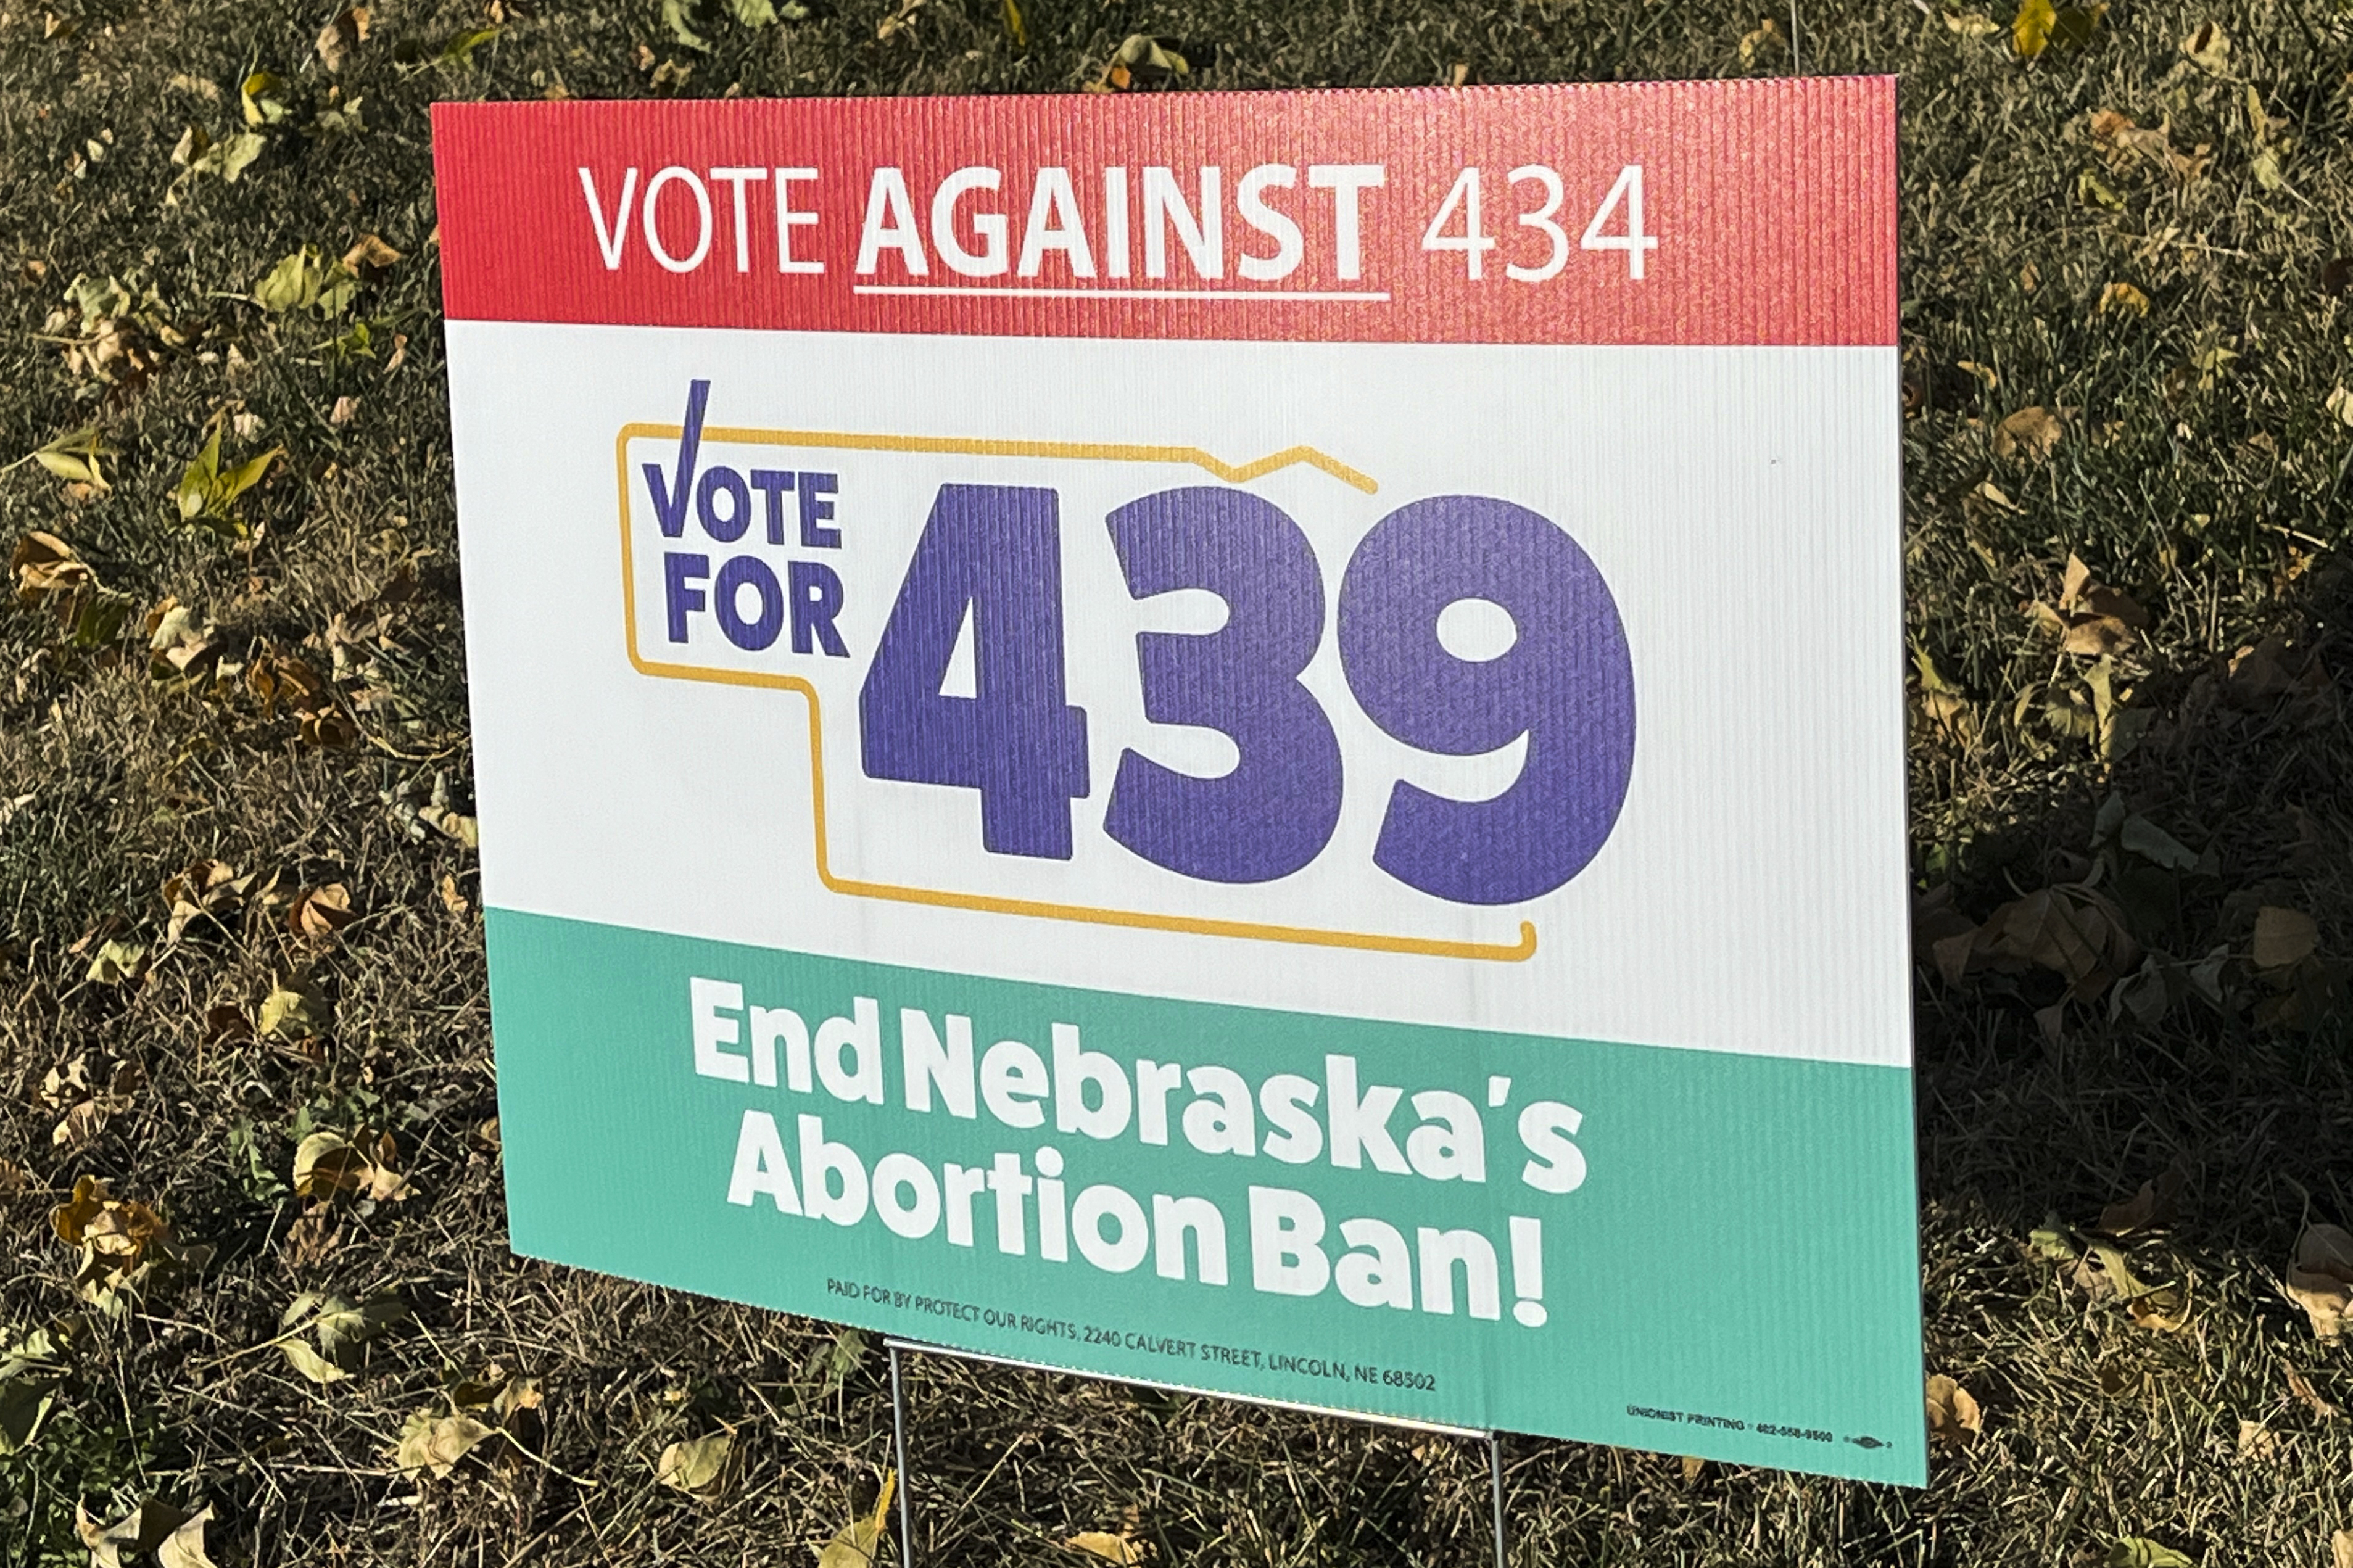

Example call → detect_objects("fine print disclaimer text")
828 1276 1442 1394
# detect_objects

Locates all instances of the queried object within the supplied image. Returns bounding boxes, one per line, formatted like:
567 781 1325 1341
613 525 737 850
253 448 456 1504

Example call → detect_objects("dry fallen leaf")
157 1504 219 1568
86 939 149 986
1925 1374 1983 1448
2236 1417 2281 1464
2101 1168 2185 1236
163 859 259 942
2098 281 2150 318
1993 405 2064 461
292 1128 410 1203
656 1430 733 1496
258 974 331 1040
394 1411 495 1478
2288 1225 2353 1341
818 1471 898 1568
1679 1453 1706 1482
341 233 400 274
50 1174 212 1310
2332 1529 2353 1568
79 1498 195 1568
2252 907 2320 972
1066 1529 1149 1564
1950 883 2140 1002
287 883 356 938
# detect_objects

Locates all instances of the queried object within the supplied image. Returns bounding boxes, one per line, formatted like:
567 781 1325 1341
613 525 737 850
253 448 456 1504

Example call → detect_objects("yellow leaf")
2099 282 2149 317
258 975 331 1039
1066 1530 1149 1564
2331 1529 2353 1568
818 1471 898 1568
2012 0 2055 56
86 939 148 985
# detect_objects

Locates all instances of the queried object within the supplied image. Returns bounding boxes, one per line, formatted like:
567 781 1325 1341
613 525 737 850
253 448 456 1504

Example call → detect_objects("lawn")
2 0 2351 1563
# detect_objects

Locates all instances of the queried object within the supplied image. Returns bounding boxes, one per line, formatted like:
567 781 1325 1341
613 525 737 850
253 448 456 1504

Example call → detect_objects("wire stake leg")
891 1342 915 1566
1488 1431 1507 1568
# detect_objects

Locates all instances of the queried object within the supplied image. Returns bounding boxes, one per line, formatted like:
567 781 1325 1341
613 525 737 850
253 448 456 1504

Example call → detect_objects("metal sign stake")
882 1337 1508 1567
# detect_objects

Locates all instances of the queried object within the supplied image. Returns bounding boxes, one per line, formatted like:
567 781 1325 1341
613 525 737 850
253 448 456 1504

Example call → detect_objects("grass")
1 0 2350 1562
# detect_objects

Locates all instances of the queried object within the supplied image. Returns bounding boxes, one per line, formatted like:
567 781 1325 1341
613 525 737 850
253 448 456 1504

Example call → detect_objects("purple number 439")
858 483 1634 907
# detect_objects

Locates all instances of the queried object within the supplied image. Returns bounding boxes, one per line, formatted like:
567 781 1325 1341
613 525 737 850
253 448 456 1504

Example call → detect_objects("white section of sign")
447 320 1908 1068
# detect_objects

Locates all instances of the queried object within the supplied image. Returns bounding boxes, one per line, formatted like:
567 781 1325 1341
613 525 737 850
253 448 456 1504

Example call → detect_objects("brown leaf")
438 872 469 918
283 1204 341 1269
2333 1530 2353 1568
1924 1374 1983 1448
1993 406 2064 461
162 859 257 942
2100 1168 2186 1236
1972 885 2139 999
2127 1285 2190 1332
2236 1418 2281 1463
2288 1225 2353 1341
12 531 94 601
2061 617 2135 658
1679 1454 1705 1482
341 233 400 274
287 883 356 939
2252 907 2319 972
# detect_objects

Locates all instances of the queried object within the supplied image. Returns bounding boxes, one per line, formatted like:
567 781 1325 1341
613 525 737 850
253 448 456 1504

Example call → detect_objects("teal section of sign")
484 907 1925 1484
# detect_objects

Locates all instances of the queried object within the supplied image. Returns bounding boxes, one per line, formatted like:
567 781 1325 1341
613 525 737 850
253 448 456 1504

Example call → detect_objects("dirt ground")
2 0 2351 1563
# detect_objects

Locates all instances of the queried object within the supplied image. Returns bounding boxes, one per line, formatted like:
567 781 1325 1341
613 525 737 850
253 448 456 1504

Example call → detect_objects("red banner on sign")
432 78 1893 347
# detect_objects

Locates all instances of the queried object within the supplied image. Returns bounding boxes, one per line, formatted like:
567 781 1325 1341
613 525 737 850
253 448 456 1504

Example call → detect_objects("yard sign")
432 77 1922 1486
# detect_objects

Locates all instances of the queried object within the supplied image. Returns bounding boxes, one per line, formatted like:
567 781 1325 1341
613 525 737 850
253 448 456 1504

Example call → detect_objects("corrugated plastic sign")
432 77 1922 1485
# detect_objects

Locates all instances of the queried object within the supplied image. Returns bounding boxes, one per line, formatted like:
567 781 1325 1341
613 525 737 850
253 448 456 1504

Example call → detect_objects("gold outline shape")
613 422 1537 964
